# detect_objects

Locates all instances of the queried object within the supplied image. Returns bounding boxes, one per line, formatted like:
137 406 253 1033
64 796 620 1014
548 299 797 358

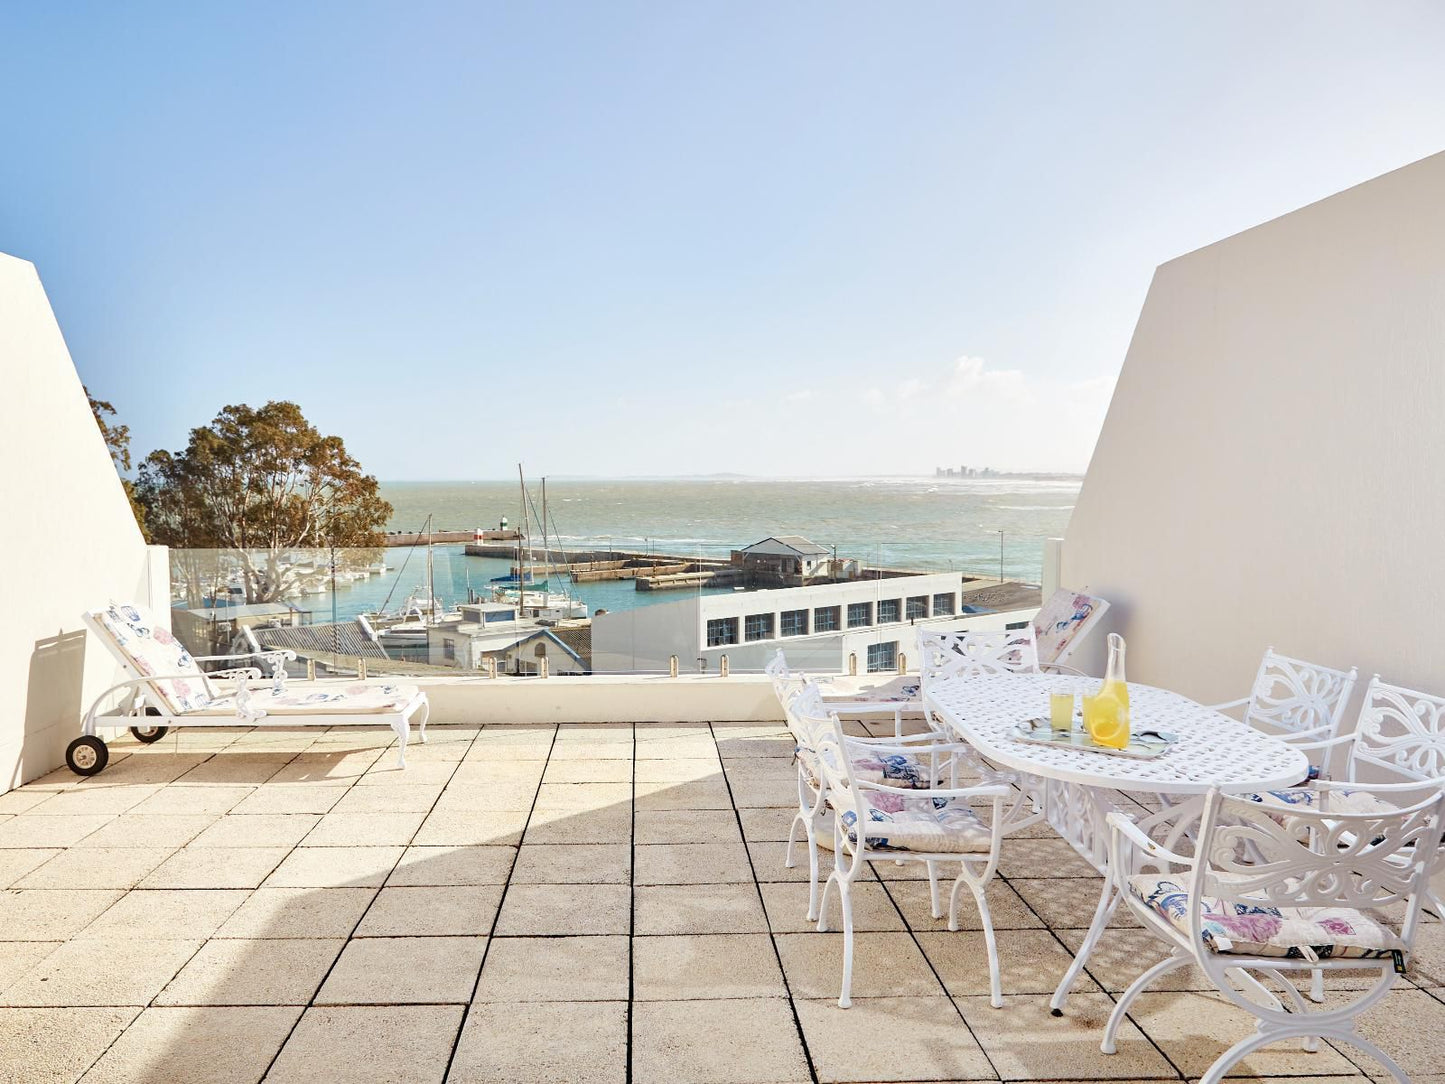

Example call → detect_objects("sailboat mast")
517 464 528 616
426 514 435 622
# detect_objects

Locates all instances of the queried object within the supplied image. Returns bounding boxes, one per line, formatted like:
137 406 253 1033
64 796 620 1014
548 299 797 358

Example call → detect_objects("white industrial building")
590 571 1039 675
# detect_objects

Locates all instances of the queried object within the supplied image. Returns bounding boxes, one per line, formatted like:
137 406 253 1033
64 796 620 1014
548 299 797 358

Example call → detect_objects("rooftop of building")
3 719 1438 1083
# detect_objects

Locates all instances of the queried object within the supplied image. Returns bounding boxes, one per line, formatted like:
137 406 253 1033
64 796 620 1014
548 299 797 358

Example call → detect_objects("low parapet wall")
414 673 782 725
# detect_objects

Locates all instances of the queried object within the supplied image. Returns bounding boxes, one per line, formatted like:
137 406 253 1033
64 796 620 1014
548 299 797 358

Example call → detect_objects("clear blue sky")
4 2 1444 478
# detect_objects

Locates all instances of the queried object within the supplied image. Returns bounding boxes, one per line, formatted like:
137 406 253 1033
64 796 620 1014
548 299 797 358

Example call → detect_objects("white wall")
1061 151 1445 707
0 252 166 791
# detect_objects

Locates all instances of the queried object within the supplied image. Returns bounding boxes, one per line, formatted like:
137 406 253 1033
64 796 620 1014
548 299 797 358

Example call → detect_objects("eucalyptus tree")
137 401 392 604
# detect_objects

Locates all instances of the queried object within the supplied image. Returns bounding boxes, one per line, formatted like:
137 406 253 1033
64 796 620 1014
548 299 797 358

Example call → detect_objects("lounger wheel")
66 735 109 776
129 724 169 743
130 707 167 743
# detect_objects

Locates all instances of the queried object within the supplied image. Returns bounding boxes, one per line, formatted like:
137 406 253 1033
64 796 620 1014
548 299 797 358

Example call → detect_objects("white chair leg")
1308 966 1325 1004
784 814 802 868
417 702 428 743
968 879 1003 1008
805 822 821 922
817 872 837 932
1101 954 1189 1053
927 861 942 919
1341 1033 1412 1084
1199 1028 1287 1084
947 873 966 931
837 879 855 1009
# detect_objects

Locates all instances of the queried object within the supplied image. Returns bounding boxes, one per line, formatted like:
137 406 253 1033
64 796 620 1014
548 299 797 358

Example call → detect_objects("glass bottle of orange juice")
1083 634 1131 749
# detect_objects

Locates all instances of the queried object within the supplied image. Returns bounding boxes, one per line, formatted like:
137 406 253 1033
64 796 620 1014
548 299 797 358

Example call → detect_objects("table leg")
1050 870 1118 1015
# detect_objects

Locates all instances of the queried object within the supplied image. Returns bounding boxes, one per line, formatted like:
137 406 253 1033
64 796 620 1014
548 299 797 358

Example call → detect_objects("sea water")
307 476 1078 621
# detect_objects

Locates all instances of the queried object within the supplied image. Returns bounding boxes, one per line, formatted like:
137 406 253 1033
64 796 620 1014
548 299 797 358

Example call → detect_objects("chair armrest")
859 779 1013 800
820 699 922 715
846 739 974 756
1106 811 1195 867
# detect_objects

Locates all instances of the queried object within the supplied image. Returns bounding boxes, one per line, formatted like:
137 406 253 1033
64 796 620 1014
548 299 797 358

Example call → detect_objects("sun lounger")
67 602 429 776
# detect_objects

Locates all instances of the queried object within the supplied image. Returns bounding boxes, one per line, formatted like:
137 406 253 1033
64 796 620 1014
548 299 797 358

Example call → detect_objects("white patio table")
923 672 1310 1015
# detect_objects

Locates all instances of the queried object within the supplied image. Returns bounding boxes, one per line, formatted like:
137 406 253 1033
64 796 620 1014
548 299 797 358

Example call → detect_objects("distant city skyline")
4 3 1445 478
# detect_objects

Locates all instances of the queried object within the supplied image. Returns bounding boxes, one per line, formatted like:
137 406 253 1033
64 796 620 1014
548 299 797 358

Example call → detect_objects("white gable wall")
1060 151 1445 707
0 252 168 791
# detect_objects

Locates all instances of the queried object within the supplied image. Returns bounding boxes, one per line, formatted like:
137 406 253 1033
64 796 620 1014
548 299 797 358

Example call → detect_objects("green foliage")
86 387 147 537
137 400 392 602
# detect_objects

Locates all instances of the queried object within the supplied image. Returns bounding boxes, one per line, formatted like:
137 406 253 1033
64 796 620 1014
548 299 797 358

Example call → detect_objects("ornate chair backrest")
84 602 214 715
1242 648 1358 742
1195 788 1445 951
784 682 833 767
764 648 797 703
917 627 1040 692
1347 676 1445 785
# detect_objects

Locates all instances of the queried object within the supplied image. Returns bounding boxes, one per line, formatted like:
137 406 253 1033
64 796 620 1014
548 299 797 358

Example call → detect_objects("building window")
1006 620 1029 631
876 599 901 624
706 617 739 646
906 595 929 620
443 638 456 661
847 602 873 628
813 606 840 633
744 613 775 642
932 592 956 616
780 609 808 637
866 641 898 673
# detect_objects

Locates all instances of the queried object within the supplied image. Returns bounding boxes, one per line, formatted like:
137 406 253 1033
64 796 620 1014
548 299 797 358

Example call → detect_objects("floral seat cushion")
1127 872 1405 961
837 793 993 854
797 746 947 790
92 603 212 714
193 683 421 717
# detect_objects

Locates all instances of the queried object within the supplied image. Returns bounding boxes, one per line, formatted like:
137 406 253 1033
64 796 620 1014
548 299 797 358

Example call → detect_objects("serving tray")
1012 718 1178 760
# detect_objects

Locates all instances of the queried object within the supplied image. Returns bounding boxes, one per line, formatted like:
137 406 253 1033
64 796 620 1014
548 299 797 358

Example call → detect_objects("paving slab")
2 936 201 1006
0 888 124 941
473 935 629 1002
795 995 996 1082
633 933 786 1000
265 845 404 888
265 1004 463 1084
139 844 289 888
214 886 377 939
387 844 515 886
78 888 249 940
317 935 487 1004
156 937 345 1005
634 882 769 935
0 1007 137 1084
451 1000 627 1084
355 884 504 937
494 882 630 936
631 997 811 1084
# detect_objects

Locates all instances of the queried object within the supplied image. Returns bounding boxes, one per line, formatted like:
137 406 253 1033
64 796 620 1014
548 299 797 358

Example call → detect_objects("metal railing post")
720 655 729 677
539 657 549 678
848 652 858 676
669 655 679 678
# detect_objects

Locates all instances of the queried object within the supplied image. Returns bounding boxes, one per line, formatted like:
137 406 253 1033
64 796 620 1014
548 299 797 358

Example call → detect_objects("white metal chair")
1211 648 1359 772
1104 784 1445 1084
794 684 1013 1008
1251 677 1445 917
783 682 982 922
71 602 430 775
